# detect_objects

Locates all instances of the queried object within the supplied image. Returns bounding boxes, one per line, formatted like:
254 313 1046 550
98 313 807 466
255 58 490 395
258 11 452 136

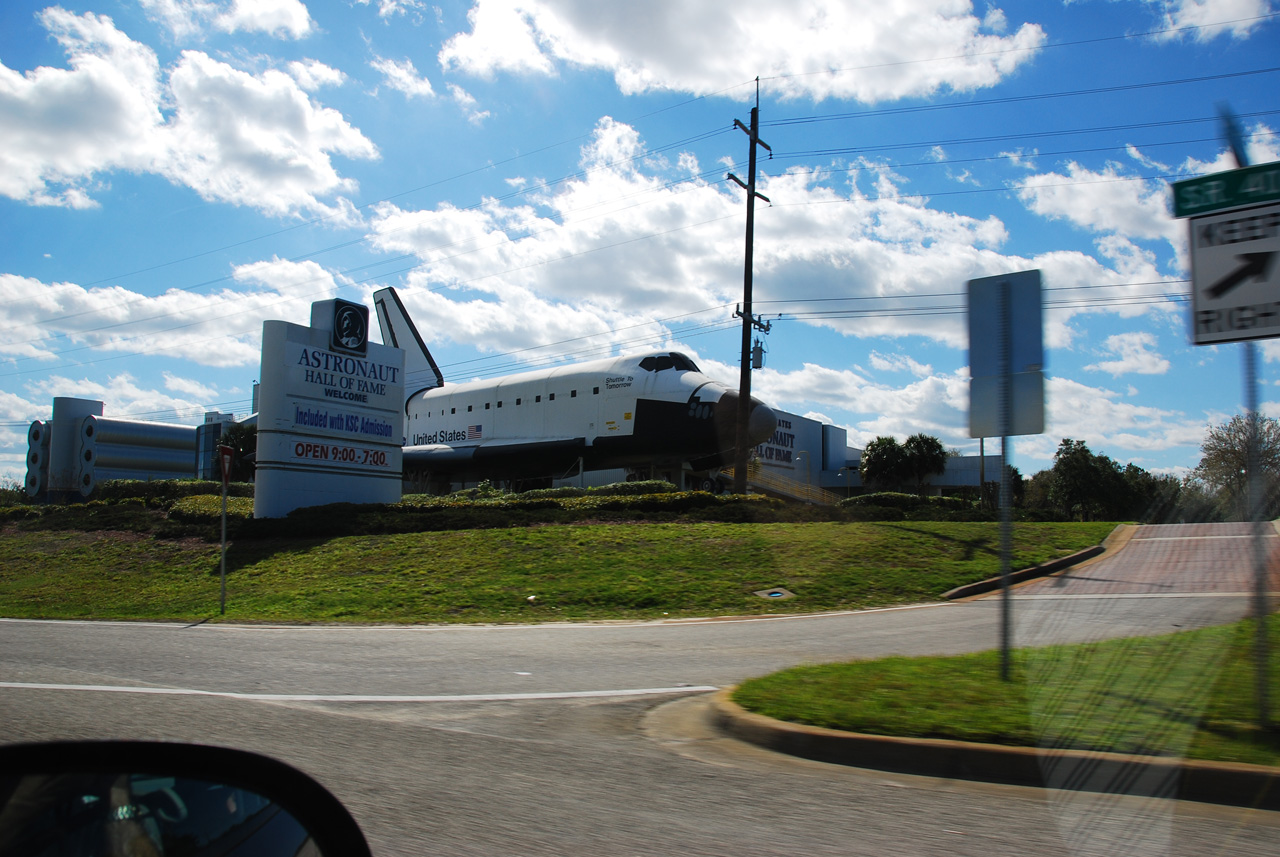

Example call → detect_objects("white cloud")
163 372 219 398
0 259 345 371
1043 375 1205 452
1085 331 1172 376
355 0 427 19
215 0 314 39
139 0 313 40
1125 144 1169 172
30 373 210 423
869 351 933 377
0 8 164 208
136 0 216 41
1178 121 1280 176
1016 161 1182 248
287 59 347 91
983 6 1009 31
164 53 378 218
371 56 435 98
747 361 970 448
362 118 1189 364
438 0 1046 102
1151 0 1275 40
448 83 492 124
439 0 556 79
0 11 377 218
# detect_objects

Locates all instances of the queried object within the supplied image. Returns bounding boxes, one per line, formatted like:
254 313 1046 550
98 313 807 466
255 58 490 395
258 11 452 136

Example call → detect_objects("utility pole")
728 88 772 494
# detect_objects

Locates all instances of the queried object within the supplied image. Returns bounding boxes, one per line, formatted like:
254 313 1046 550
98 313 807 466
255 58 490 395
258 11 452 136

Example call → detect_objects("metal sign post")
1171 113 1275 730
218 444 234 616
969 270 1045 680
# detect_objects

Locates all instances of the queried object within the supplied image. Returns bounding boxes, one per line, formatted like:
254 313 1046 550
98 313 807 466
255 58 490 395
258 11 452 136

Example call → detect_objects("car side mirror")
0 741 371 857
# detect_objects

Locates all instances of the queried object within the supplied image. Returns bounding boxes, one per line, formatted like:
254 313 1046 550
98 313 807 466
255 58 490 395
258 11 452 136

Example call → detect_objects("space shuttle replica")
373 288 778 490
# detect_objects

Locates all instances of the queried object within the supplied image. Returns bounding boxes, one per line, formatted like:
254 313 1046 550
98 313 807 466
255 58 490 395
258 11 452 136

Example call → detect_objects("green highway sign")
1173 162 1280 218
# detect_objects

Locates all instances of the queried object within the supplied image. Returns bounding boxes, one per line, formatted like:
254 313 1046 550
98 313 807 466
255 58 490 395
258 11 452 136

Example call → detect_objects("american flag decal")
467 424 483 440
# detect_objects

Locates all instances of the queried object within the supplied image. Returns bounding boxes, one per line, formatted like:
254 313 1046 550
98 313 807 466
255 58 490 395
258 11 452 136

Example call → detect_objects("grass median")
733 615 1280 767
0 520 1114 623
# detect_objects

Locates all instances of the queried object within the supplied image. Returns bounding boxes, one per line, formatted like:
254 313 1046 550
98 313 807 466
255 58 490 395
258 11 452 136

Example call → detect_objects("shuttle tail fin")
373 287 444 410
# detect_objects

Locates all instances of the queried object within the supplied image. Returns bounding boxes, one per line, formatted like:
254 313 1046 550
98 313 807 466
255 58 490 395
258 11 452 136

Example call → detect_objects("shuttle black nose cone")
747 400 777 447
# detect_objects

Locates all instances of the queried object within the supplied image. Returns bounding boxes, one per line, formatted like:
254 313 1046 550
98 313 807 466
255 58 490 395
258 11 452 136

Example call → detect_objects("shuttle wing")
403 436 587 477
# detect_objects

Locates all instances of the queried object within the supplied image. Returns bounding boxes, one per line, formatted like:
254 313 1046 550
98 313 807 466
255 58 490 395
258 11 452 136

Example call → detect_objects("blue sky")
1 0 1277 484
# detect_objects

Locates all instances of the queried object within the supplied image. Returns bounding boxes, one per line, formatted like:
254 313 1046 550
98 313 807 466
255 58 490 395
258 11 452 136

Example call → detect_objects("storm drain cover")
753 588 795 600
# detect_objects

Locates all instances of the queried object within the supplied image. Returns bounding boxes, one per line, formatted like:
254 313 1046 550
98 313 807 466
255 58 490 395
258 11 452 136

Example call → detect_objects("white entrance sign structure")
254 299 405 518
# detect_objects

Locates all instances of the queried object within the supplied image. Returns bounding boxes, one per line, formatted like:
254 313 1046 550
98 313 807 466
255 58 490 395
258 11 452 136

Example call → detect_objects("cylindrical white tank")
49 398 103 495
81 416 197 450
25 420 49 497
77 415 199 490
89 446 197 473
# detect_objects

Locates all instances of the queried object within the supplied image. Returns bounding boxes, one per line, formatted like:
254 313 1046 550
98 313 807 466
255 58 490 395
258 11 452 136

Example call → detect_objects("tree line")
859 414 1280 523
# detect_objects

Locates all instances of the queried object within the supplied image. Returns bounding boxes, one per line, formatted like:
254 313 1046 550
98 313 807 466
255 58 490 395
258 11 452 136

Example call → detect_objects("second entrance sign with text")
255 299 405 518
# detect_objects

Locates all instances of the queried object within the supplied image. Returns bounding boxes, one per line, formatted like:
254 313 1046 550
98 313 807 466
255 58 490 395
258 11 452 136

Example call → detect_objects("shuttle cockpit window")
670 353 699 372
639 353 700 373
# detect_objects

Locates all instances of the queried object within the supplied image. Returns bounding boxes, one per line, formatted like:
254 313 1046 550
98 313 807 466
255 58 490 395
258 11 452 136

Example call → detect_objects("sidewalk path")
1017 522 1280 597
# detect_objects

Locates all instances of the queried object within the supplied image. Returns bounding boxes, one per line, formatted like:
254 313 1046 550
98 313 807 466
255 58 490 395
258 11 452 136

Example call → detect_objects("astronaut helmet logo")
332 302 368 355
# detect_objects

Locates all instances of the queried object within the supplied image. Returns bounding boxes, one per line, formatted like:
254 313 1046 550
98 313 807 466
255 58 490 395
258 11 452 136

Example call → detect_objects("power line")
15 98 1263 350
6 109 1236 360
0 157 1205 376
0 275 1196 430
765 67 1280 128
773 110 1280 161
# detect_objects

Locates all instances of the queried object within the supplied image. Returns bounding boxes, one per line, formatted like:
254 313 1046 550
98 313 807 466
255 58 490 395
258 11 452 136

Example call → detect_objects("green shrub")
589 480 679 496
841 492 921 510
93 479 253 506
517 486 586 499
169 495 255 520
0 504 42 522
835 492 988 521
929 495 973 512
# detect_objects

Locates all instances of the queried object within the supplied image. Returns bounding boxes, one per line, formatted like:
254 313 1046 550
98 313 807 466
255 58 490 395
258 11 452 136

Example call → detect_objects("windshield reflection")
0 772 317 857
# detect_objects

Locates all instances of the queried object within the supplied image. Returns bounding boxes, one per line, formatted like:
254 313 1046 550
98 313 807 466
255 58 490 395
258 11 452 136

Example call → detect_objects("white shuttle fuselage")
373 288 777 486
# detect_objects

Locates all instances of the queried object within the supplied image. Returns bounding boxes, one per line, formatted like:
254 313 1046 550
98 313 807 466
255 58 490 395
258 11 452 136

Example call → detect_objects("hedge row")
840 492 971 511
146 488 787 539
91 479 254 504
3 481 1056 540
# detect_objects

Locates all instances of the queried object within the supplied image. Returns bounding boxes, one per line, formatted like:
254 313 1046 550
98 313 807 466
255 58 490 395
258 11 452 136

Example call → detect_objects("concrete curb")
710 689 1280 810
942 524 1136 600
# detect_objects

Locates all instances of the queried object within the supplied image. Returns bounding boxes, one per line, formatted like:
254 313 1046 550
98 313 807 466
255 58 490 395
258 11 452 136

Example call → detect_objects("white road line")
1011 592 1254 600
1133 535 1276 541
0 602 949 633
0 682 718 703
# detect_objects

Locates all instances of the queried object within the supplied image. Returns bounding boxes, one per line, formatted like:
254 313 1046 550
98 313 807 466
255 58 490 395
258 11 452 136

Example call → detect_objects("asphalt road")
2 522 1277 856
